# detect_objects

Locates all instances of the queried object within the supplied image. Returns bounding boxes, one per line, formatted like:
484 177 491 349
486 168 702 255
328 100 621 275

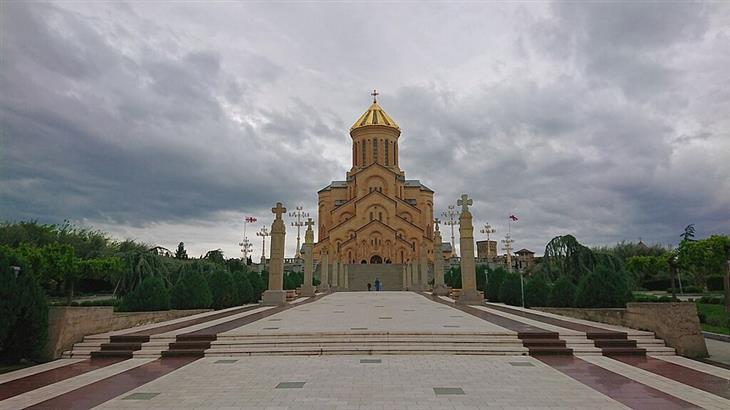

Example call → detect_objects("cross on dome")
272 202 287 220
371 89 379 103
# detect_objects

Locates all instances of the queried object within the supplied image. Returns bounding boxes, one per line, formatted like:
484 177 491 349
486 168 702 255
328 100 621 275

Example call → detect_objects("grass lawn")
697 303 730 335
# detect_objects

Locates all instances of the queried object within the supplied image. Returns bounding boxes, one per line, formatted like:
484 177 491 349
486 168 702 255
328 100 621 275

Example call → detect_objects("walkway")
0 291 728 409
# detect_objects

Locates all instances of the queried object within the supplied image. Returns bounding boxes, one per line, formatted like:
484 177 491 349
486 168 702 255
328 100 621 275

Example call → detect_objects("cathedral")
313 93 434 288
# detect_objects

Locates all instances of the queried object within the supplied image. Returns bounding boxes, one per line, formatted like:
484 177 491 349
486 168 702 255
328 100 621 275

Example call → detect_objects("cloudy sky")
1 1 729 258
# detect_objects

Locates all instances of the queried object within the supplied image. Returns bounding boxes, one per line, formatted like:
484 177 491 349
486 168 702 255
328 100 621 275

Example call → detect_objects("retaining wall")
43 306 210 359
537 302 708 358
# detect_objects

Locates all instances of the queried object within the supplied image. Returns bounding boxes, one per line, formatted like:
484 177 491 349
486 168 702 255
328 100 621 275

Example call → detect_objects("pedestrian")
374 278 381 292
367 282 372 292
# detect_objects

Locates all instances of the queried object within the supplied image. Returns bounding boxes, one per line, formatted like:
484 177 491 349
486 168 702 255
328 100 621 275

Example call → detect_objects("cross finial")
272 202 287 220
434 218 441 231
371 89 379 103
457 194 472 213
305 217 314 229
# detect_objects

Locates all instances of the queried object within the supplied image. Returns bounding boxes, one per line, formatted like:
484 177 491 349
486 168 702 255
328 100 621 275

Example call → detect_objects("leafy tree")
680 224 696 242
0 246 20 351
524 275 550 307
204 249 226 266
284 271 303 290
499 274 523 306
175 242 188 260
118 276 170 312
592 240 668 264
575 265 631 308
171 269 212 309
625 255 670 286
542 235 597 283
485 267 507 302
43 243 77 303
208 270 237 309
118 251 170 295
549 276 577 307
476 265 488 292
248 271 264 301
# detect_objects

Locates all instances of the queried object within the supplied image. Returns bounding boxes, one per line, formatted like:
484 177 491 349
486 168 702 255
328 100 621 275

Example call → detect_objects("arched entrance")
361 260 367 264
369 255 383 264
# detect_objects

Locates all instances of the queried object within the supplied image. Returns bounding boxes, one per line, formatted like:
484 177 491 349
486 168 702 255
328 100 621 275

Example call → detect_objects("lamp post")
480 223 496 258
441 205 460 253
256 226 270 261
289 206 309 258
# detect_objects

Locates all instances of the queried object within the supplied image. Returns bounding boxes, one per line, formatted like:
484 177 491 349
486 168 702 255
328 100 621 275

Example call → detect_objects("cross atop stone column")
305 217 314 229
434 218 441 231
272 202 287 220
457 194 472 213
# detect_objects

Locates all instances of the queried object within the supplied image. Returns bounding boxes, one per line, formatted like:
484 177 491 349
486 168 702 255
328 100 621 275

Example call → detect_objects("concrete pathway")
2 292 729 410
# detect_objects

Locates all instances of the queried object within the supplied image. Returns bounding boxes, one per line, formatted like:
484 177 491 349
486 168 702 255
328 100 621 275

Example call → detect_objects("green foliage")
118 276 170 312
626 255 670 285
593 240 668 264
575 265 631 308
171 269 212 309
641 278 672 291
208 270 237 309
204 249 226 266
232 271 254 304
248 271 264 301
549 276 577 307
175 242 188 260
284 271 303 290
697 303 730 334
542 235 597 283
444 266 462 289
476 265 488 292
0 247 49 363
678 235 730 289
118 251 170 295
485 267 507 302
524 275 550 307
707 276 726 292
632 294 673 303
498 274 523 306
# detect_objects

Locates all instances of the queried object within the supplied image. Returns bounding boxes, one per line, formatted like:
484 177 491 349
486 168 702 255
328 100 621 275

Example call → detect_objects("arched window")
362 140 366 164
379 212 382 221
372 138 378 163
370 212 373 221
385 140 389 165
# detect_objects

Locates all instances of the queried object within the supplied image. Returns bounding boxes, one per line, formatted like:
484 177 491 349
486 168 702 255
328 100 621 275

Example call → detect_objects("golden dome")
350 100 400 131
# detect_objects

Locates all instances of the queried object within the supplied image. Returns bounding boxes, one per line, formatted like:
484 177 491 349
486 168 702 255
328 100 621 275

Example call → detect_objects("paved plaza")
1 292 730 409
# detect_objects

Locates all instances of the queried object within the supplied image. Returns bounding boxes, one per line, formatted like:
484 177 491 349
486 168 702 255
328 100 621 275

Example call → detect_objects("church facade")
313 96 434 268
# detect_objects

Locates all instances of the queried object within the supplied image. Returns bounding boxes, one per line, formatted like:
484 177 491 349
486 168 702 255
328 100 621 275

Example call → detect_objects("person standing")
367 282 372 291
374 278 381 292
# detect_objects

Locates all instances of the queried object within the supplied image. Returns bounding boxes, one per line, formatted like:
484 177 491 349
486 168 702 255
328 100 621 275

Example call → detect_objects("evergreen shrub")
232 271 254 305
498 274 522 306
118 276 170 312
524 275 550 307
549 277 576 307
575 265 631 308
486 267 507 302
171 270 212 309
208 270 237 309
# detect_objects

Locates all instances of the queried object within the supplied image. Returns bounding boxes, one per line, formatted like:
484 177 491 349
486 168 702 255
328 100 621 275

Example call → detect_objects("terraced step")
594 339 637 348
521 339 567 348
601 347 647 356
161 349 206 357
90 350 134 358
109 335 150 343
100 342 142 351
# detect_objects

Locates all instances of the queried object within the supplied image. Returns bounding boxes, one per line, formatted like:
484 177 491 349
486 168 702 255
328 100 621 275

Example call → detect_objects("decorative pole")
480 223 496 258
256 226 270 260
240 216 257 261
289 206 309 258
441 205 460 253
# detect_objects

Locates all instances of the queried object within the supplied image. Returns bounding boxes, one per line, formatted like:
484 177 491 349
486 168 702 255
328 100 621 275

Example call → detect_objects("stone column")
432 219 449 296
343 264 349 290
419 240 429 290
300 218 316 297
262 202 288 306
319 250 330 292
402 263 408 290
331 254 339 289
409 260 417 290
457 194 483 305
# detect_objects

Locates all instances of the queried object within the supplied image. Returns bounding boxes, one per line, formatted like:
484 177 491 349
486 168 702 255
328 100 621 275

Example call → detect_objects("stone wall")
43 306 210 360
536 302 708 358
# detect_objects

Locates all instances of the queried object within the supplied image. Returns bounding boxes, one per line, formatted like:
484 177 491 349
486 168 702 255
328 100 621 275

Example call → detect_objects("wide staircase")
346 264 404 291
204 331 529 356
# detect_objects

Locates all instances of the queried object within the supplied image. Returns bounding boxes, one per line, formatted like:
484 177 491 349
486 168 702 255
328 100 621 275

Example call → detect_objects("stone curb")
702 331 730 342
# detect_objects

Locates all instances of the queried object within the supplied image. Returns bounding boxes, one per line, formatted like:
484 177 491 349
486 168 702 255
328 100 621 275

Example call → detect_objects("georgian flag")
245 217 257 223
509 214 518 221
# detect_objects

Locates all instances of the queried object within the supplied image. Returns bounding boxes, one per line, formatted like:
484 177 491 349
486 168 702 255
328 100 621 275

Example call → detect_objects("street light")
290 206 309 258
441 205 460 252
480 223 496 258
256 226 270 260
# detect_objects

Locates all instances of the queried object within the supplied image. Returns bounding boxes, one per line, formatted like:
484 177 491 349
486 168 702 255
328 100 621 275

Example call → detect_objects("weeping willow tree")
114 250 171 295
542 235 623 284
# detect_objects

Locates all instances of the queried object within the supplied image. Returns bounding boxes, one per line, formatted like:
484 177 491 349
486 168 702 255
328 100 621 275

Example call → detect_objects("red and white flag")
245 217 257 223
509 214 518 221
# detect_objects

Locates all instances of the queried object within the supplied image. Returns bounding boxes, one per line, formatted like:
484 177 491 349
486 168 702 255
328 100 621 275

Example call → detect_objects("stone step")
521 339 567 348
100 342 142 351
161 349 206 357
601 347 647 356
169 341 213 350
526 347 574 356
594 339 637 348
176 334 217 342
90 350 134 359
109 335 150 343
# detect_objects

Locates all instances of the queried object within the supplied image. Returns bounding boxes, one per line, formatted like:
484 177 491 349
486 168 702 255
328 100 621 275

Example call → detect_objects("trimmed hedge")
118 276 170 312
171 270 212 309
549 276 576 307
248 271 264 302
524 275 550 308
499 274 522 306
208 270 237 309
